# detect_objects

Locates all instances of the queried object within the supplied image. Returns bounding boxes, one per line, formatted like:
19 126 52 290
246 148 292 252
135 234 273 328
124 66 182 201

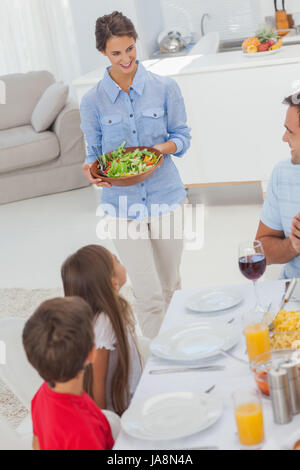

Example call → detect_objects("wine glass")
238 240 267 314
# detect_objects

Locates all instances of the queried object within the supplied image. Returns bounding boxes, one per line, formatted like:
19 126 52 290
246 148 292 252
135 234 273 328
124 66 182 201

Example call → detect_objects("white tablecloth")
114 280 300 450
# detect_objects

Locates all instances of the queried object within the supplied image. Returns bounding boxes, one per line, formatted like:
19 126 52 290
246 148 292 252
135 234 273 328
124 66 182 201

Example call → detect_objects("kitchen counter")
217 31 300 52
282 31 300 44
73 44 300 89
73 45 300 187
143 43 300 76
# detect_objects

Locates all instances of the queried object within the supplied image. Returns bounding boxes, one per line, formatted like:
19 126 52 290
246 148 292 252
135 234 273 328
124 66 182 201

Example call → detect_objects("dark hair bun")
95 11 138 52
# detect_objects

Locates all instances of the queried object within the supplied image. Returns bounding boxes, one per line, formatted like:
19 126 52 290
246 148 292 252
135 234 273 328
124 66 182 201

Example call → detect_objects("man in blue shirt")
256 92 300 278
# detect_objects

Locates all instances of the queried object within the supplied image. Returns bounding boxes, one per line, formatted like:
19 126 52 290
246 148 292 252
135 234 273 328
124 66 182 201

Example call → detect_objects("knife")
149 365 225 375
278 278 297 311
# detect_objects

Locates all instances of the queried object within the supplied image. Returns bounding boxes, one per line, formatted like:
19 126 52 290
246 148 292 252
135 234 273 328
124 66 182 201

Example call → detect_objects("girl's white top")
94 312 142 412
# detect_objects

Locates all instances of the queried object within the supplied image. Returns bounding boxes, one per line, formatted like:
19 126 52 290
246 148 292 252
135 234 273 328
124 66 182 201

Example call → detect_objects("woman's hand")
153 141 177 155
82 163 112 188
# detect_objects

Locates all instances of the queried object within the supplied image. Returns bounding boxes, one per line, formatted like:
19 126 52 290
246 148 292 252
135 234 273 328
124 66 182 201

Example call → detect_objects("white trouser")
106 202 186 339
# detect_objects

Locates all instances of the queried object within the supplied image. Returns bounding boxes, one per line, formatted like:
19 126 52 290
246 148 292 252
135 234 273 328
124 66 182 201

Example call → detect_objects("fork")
220 348 248 365
204 384 215 393
269 279 297 334
91 145 106 174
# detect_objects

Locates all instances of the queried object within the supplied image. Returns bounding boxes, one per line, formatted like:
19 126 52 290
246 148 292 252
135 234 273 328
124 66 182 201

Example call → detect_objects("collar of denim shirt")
102 60 146 103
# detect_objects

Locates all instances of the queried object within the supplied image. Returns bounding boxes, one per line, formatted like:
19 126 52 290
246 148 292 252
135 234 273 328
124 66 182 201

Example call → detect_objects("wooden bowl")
90 146 164 187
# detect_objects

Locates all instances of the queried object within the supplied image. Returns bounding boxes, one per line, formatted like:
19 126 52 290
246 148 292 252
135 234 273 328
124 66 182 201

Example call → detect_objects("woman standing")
80 11 191 339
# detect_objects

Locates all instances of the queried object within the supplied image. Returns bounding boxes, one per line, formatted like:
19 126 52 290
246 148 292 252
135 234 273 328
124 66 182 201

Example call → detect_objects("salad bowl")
90 144 164 187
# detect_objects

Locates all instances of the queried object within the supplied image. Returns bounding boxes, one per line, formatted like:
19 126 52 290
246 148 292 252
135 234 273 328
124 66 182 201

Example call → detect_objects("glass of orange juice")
233 387 265 449
243 310 271 362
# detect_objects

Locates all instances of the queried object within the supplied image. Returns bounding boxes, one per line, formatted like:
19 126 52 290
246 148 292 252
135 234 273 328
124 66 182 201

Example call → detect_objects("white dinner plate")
121 391 223 441
242 48 281 57
185 289 243 313
150 321 240 362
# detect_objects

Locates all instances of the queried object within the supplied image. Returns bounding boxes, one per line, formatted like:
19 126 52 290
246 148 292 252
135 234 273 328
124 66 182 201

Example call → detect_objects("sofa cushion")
0 125 59 174
0 71 55 131
31 82 69 133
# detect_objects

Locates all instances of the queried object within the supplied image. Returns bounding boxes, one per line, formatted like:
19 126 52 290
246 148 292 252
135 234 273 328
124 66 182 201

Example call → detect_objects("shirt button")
154 114 157 118
130 87 133 90
141 183 144 187
133 130 136 134
108 120 112 124
131 98 133 102
130 114 133 118
142 198 146 201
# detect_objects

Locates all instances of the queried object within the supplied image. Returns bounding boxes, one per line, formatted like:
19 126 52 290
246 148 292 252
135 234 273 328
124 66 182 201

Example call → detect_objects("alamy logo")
0 80 6 104
0 341 6 365
96 199 205 251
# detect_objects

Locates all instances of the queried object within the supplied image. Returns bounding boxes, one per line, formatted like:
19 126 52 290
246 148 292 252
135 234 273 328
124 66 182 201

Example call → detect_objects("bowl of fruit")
242 25 282 56
90 142 164 187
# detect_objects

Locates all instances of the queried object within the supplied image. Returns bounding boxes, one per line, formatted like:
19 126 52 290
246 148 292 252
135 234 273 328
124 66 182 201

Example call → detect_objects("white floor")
0 186 282 291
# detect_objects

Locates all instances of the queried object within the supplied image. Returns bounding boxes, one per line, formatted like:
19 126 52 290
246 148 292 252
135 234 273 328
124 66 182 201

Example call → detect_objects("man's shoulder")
273 158 291 171
271 158 293 180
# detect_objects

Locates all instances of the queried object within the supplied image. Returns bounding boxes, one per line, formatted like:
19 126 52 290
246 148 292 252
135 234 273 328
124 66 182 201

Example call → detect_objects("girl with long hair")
61 244 142 416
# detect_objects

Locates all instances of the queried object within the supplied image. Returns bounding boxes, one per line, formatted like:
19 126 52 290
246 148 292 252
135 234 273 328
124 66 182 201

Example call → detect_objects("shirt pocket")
101 114 123 145
142 107 165 139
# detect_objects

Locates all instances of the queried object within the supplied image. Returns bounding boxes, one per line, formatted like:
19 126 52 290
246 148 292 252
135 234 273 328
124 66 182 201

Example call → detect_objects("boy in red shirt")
22 296 114 450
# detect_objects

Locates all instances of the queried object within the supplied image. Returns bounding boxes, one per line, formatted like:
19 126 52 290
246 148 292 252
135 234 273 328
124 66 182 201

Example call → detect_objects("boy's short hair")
23 297 95 385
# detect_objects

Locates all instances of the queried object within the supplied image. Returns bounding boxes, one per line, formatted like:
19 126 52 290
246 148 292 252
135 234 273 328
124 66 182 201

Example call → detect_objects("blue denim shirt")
80 61 191 219
260 158 300 279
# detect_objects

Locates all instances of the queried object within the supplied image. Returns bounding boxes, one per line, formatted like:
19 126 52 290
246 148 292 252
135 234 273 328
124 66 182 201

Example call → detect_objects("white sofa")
0 70 89 204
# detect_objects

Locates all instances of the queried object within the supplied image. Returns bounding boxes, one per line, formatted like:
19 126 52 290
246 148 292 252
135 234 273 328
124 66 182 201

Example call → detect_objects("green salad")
96 142 162 178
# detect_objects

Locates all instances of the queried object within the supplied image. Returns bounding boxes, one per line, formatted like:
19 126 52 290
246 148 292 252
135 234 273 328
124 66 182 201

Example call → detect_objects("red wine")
239 254 266 281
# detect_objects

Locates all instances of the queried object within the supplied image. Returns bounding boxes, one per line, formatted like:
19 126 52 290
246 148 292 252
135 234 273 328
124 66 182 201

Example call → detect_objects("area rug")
0 285 135 428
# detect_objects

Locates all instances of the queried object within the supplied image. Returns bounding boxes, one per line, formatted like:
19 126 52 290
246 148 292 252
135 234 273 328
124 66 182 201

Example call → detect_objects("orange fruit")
242 37 260 51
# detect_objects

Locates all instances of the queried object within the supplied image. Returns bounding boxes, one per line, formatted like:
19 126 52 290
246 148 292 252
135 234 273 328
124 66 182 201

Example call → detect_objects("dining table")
114 279 300 450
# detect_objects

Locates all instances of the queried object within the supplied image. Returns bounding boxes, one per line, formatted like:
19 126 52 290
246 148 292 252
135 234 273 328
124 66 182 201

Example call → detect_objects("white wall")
68 0 300 77
134 0 164 58
160 0 262 41
68 0 146 75
156 0 300 44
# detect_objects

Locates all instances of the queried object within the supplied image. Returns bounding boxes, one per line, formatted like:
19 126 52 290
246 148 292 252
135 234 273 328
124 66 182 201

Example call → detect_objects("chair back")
137 336 151 367
102 409 121 442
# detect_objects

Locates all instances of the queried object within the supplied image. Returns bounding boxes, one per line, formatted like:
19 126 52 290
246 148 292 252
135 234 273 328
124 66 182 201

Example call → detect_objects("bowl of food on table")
242 25 282 56
251 348 300 397
250 309 300 396
270 309 300 350
90 142 164 187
